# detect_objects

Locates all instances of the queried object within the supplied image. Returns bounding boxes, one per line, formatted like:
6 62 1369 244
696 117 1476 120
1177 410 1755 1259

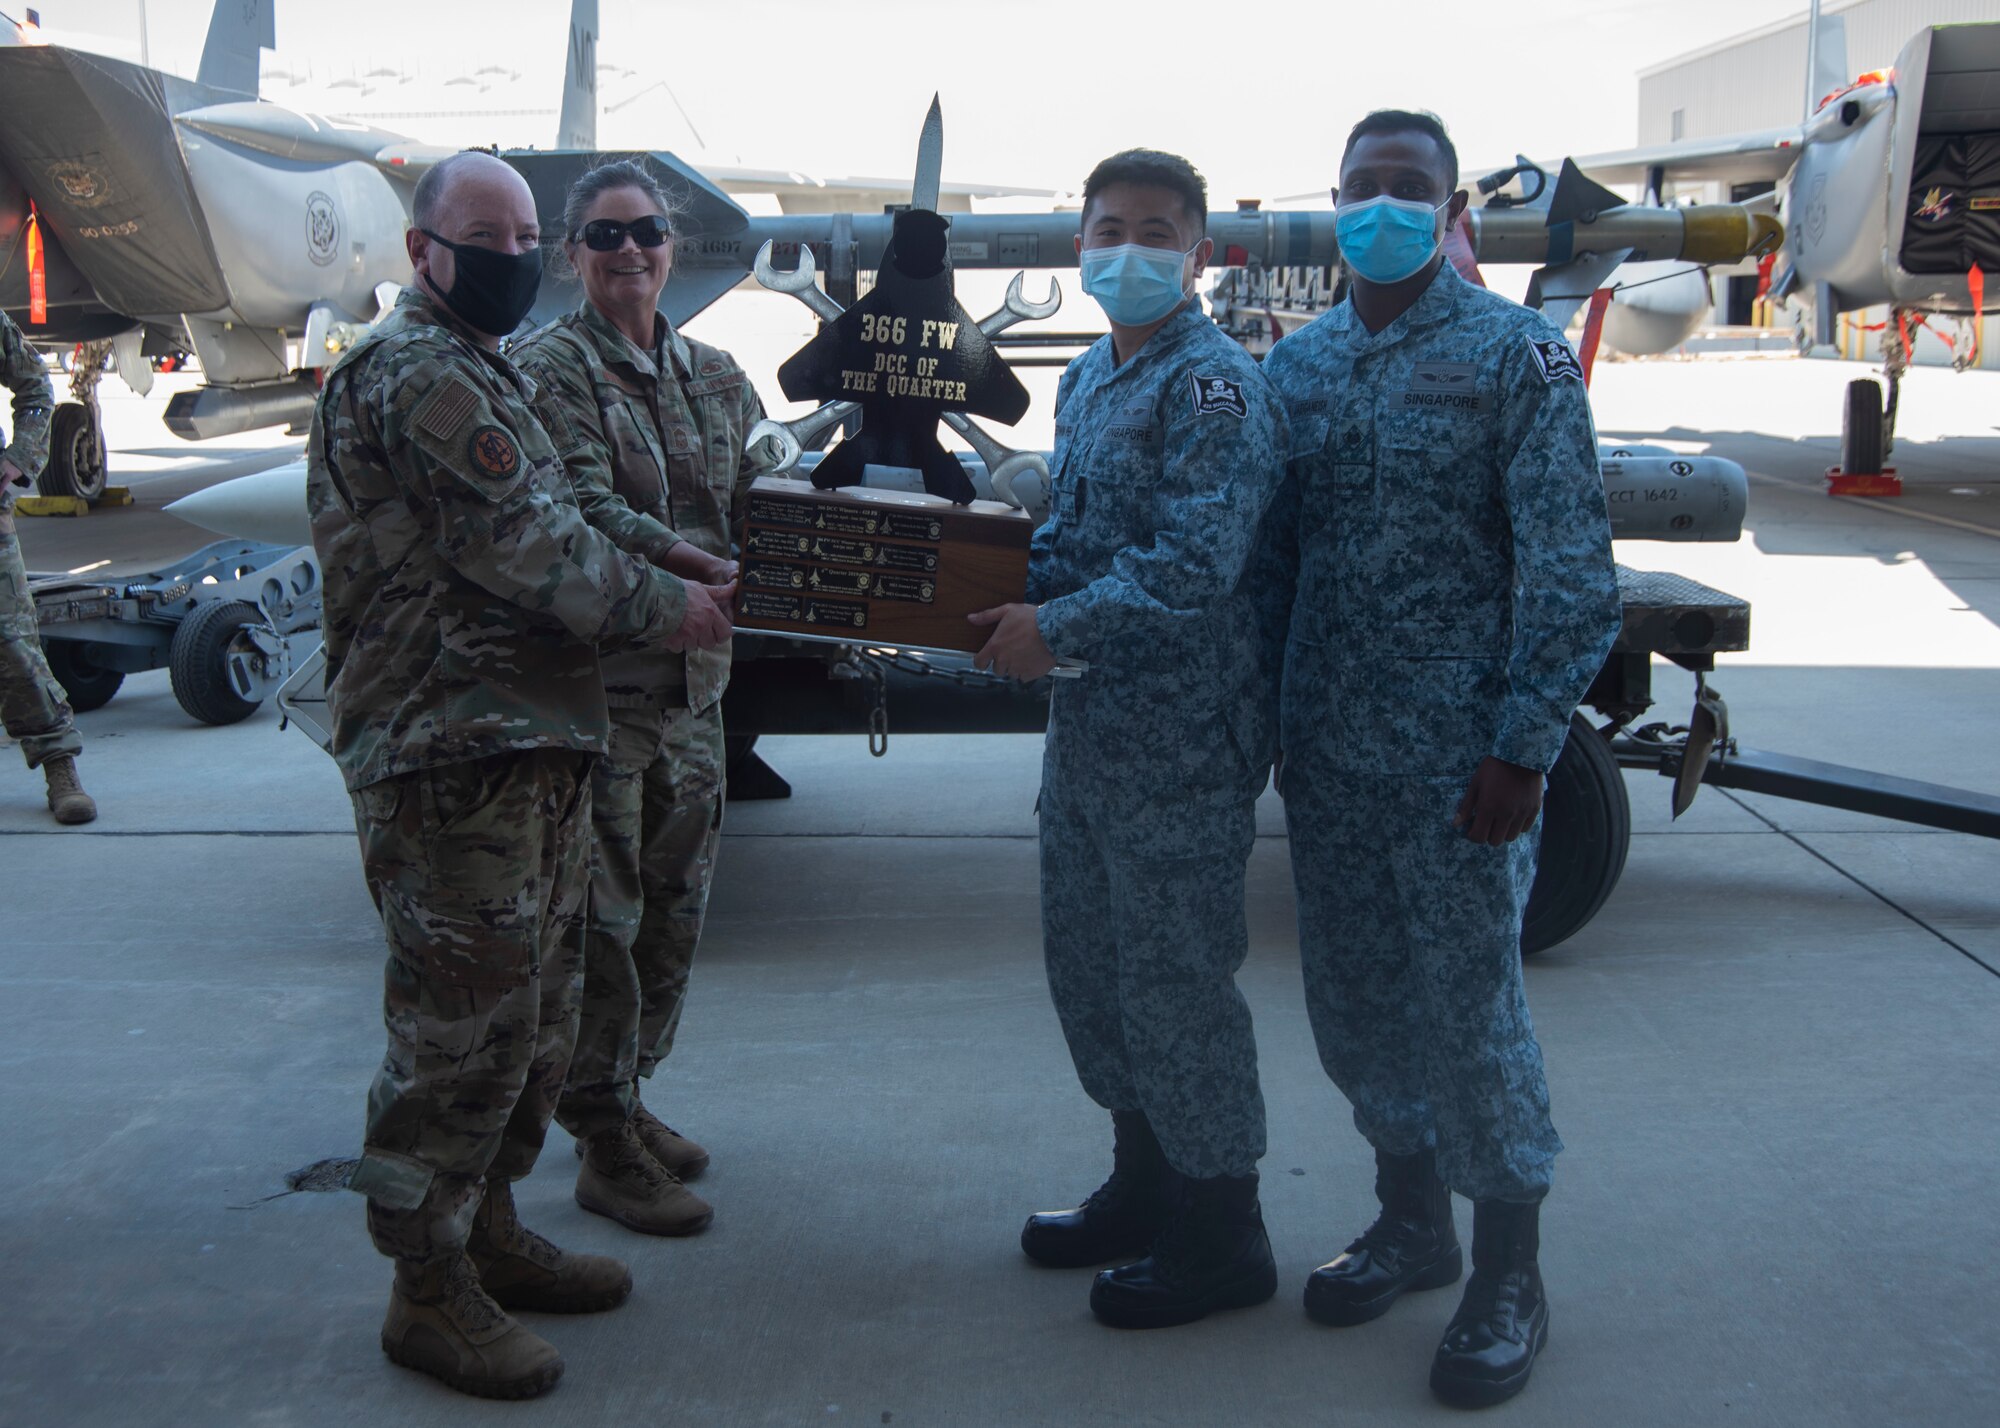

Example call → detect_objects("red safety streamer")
1579 287 1613 386
25 201 46 325
1970 263 1985 368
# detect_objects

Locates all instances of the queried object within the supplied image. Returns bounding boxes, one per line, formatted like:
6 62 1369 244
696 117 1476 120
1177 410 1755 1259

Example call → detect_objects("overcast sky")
28 0 1831 199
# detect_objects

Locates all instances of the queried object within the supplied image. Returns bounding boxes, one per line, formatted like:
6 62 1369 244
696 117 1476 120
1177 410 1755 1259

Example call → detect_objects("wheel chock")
1826 465 1901 497
97 487 134 507
13 495 89 517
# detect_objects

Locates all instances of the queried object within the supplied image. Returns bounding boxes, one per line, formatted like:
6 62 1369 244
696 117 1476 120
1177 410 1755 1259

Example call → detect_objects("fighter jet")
0 0 598 498
1560 13 2000 467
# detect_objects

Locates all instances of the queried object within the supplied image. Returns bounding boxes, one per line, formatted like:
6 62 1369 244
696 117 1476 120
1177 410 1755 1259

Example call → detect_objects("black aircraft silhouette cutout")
777 207 1028 505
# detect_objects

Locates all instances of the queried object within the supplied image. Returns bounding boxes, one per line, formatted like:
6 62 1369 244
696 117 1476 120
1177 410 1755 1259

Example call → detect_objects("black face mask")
420 229 543 337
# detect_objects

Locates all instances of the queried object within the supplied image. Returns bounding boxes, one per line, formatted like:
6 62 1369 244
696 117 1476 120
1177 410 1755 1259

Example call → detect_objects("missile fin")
1546 158 1629 227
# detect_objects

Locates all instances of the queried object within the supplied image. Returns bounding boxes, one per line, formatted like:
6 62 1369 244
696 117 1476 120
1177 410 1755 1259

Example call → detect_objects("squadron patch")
467 425 521 480
1190 372 1247 418
1526 337 1584 385
1912 186 1956 223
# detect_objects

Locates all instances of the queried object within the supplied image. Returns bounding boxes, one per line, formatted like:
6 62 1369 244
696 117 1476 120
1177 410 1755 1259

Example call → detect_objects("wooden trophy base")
734 476 1032 655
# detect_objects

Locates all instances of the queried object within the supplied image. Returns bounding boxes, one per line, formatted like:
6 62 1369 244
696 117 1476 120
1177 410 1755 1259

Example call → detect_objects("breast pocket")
602 400 668 511
686 379 746 495
656 418 720 528
1085 428 1163 523
704 404 744 497
1376 389 1499 463
530 389 578 456
1376 397 1504 536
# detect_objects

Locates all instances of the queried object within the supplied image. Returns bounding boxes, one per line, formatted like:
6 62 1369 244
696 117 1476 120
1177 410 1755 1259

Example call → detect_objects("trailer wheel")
170 600 264 726
1841 378 1886 475
1522 713 1631 956
40 403 107 502
42 640 125 713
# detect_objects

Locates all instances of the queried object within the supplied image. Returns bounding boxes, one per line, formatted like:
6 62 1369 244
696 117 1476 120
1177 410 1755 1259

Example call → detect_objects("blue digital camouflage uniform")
1030 300 1287 1182
1260 261 1621 1203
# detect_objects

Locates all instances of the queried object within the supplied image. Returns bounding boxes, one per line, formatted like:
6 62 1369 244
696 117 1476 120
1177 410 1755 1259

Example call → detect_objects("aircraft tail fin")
1804 4 1851 116
557 0 599 150
196 0 276 96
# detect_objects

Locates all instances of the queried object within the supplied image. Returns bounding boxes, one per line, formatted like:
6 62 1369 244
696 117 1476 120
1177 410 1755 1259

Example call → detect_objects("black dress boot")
1304 1145 1462 1326
1021 1109 1174 1268
1088 1171 1278 1329
1430 1199 1549 1409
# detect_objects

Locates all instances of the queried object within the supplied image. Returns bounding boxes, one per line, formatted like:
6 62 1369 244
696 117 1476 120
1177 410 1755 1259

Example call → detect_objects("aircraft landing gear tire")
41 402 107 502
170 600 265 726
1521 713 1631 956
42 640 125 713
1842 378 1887 475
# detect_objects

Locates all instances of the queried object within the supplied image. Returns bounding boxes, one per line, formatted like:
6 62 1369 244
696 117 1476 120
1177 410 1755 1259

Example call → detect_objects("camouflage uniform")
0 311 67 770
1261 262 1621 1203
308 285 691 1262
515 299 777 1138
1030 302 1287 1182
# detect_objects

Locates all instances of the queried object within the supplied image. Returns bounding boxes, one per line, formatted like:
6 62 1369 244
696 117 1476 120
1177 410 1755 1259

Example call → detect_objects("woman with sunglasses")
515 159 781 1239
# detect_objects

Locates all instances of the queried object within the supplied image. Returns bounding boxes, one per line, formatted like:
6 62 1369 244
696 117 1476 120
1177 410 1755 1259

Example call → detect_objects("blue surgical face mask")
1334 195 1449 285
1080 240 1198 326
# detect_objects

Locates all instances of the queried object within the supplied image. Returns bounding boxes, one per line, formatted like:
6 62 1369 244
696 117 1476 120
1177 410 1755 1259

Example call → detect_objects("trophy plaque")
734 98 1059 660
735 475 1032 655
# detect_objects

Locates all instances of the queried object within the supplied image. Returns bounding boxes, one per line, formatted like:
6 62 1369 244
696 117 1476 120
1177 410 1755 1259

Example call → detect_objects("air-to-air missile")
168 443 1749 550
637 193 1782 305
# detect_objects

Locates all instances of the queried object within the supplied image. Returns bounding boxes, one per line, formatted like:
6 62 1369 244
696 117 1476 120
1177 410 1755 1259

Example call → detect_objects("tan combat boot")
380 1251 564 1399
41 756 96 825
468 1178 633 1313
576 1119 714 1236
633 1102 710 1180
571 1099 709 1178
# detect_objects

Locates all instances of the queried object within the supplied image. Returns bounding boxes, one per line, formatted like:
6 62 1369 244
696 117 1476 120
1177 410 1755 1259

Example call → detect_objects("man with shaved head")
309 148 734 1400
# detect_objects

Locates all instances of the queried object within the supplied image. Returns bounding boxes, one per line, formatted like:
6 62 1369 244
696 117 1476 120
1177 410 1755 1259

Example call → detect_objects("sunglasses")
578 216 673 251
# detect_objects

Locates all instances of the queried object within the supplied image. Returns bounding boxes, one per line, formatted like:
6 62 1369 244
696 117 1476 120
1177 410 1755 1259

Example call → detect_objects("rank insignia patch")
468 425 521 480
1527 337 1584 384
1190 372 1247 418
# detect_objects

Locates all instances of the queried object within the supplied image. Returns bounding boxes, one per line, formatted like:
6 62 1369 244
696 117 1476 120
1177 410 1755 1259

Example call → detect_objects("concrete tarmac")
3 352 1999 1425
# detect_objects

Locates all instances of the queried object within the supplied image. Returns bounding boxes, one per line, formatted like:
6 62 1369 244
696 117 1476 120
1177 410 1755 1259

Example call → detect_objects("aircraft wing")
1563 126 1806 187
